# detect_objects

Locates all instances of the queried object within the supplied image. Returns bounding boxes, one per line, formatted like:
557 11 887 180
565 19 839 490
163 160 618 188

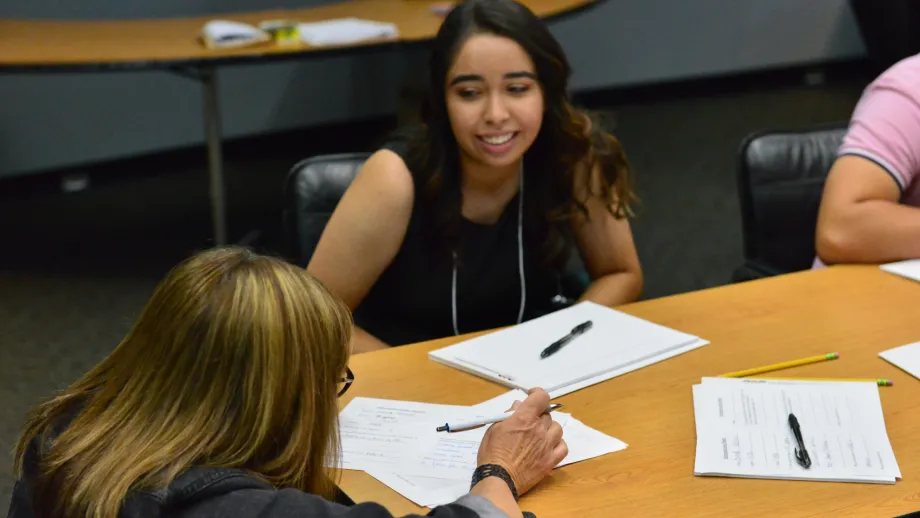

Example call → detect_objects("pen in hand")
788 413 811 469
436 403 564 433
540 320 593 359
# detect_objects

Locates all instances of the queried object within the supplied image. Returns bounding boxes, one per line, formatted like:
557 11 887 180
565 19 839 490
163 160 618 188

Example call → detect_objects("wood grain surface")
337 266 920 517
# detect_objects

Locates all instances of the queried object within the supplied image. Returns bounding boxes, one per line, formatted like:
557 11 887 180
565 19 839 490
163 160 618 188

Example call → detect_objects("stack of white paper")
336 390 627 508
299 18 398 46
880 259 920 283
201 20 271 49
429 301 708 398
880 341 920 380
692 377 901 484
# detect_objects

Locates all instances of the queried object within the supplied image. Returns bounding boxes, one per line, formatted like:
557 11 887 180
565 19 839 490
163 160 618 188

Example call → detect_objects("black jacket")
8 465 502 518
7 422 505 518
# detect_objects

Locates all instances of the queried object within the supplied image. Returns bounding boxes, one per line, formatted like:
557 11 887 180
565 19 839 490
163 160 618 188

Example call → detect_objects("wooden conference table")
339 266 920 517
0 0 593 244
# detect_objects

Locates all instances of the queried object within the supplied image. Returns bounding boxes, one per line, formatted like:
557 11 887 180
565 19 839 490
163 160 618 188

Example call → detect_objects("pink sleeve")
839 83 920 190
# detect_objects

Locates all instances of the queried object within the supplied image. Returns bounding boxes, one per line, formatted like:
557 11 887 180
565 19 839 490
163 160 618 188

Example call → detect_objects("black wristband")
470 463 518 500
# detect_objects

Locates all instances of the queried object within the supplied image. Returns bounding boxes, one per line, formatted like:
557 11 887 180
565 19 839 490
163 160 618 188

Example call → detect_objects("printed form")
692 378 900 483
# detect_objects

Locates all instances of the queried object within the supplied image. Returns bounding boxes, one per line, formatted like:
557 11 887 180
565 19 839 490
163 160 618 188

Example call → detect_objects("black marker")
788 413 811 469
540 320 593 359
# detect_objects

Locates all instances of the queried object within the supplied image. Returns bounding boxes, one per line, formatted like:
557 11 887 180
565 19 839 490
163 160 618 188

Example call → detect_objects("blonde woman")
9 247 566 518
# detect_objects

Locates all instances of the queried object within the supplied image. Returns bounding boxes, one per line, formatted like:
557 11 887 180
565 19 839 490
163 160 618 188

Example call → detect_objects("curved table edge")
0 0 598 74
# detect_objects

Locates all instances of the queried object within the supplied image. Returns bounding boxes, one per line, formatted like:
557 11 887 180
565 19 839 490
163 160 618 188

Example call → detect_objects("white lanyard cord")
452 167 526 336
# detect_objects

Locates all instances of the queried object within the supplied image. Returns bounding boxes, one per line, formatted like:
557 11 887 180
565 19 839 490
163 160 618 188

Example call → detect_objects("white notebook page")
447 301 699 391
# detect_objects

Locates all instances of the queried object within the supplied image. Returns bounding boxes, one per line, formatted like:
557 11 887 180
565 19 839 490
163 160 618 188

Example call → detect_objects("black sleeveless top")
353 142 565 346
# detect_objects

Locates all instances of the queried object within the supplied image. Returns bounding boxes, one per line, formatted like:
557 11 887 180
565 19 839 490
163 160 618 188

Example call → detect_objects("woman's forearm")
579 270 643 307
351 326 390 354
817 199 920 264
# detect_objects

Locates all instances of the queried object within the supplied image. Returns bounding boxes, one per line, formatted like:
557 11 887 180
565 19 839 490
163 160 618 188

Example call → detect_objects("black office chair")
283 152 590 300
731 124 848 283
283 153 371 267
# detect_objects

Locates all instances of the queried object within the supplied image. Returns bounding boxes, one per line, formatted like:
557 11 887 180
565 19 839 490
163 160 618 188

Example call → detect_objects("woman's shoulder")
349 126 429 213
354 148 415 214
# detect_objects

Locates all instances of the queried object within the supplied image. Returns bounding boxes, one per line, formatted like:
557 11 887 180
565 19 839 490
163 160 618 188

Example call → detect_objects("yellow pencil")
752 377 893 387
719 352 839 378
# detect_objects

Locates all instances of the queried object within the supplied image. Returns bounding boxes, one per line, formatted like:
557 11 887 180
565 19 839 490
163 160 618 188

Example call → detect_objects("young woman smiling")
308 0 643 353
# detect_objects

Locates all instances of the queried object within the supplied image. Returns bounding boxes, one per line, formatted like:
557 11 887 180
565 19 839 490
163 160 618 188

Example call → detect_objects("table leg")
200 66 228 245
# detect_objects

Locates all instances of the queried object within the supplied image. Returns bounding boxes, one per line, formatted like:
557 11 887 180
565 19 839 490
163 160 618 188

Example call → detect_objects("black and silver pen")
788 413 811 469
540 320 593 359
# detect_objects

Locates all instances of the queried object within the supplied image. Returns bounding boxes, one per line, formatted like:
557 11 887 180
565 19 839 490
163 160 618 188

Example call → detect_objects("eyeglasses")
337 366 355 397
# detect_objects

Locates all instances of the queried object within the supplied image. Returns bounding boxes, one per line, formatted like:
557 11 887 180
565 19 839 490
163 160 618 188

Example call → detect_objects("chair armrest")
731 259 788 283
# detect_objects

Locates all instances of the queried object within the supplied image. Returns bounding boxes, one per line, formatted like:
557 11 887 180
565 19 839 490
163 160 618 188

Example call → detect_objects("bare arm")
349 327 390 354
815 70 920 265
571 163 643 306
816 155 920 264
306 150 415 354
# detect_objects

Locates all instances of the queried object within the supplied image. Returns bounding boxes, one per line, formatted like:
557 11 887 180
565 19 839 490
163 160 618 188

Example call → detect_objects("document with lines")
692 378 900 483
336 397 468 472
341 392 627 508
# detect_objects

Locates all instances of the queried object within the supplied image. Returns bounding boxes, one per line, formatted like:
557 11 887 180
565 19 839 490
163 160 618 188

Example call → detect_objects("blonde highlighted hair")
13 246 352 518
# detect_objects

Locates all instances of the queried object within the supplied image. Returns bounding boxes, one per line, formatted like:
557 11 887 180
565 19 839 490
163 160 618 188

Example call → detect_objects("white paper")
299 17 398 46
692 378 900 484
393 410 625 482
348 391 626 507
880 259 920 283
470 342 712 401
402 426 487 481
562 415 629 465
201 20 270 49
459 390 629 472
879 341 920 380
431 301 706 395
548 337 709 398
363 468 465 508
336 397 472 471
337 396 545 472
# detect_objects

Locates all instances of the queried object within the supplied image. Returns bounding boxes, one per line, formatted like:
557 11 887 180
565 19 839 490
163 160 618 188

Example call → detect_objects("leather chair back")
733 125 847 281
284 153 370 266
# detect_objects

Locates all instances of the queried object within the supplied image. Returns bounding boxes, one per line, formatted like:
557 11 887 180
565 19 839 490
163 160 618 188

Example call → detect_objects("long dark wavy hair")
397 0 636 269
